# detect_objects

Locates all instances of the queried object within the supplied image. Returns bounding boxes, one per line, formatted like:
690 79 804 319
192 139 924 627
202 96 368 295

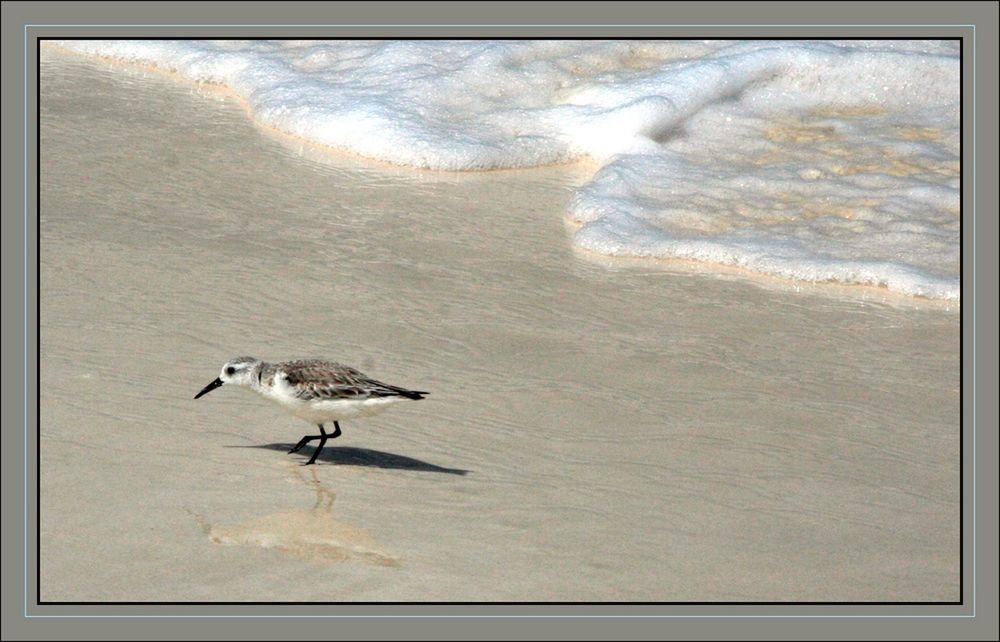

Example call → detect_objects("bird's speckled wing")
276 359 427 401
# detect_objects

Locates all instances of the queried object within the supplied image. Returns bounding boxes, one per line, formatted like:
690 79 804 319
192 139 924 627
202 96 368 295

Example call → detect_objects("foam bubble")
54 40 960 299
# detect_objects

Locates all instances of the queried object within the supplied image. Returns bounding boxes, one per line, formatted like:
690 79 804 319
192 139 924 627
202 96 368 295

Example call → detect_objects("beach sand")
39 48 960 602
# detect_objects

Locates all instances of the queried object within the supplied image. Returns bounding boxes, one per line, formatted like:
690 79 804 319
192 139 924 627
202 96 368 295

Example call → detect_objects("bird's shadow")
232 443 471 476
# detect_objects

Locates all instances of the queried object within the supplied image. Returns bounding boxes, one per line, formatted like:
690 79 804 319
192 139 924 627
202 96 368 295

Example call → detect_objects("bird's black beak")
194 377 224 399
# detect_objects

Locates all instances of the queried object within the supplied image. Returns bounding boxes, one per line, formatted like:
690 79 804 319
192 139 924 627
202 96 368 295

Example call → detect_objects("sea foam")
55 40 960 300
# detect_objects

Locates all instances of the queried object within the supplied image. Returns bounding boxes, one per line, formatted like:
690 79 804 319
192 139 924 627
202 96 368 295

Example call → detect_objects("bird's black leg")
289 426 324 454
289 422 343 463
305 424 330 465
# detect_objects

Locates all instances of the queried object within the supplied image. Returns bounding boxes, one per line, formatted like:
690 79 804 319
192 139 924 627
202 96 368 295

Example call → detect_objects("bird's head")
194 356 261 398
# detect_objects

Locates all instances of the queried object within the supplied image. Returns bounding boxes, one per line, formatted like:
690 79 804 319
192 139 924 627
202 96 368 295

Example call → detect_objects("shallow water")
53 40 961 299
39 49 959 601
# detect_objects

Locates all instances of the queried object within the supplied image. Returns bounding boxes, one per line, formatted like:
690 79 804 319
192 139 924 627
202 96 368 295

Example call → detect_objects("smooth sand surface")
39 48 960 602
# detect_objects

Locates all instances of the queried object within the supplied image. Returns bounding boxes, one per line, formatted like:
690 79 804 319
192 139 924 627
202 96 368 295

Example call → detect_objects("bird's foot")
289 435 314 454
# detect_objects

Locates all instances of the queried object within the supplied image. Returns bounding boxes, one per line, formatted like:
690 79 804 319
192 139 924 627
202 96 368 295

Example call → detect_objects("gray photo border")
3 1 997 640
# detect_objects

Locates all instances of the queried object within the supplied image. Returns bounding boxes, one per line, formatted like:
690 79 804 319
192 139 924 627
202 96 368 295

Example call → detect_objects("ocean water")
56 40 961 300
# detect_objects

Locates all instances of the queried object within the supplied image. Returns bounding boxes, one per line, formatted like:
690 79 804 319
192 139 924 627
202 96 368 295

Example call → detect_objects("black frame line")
33 34 966 610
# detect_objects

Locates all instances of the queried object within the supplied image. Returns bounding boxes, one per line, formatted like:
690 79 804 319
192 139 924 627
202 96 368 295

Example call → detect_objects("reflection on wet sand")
194 467 399 567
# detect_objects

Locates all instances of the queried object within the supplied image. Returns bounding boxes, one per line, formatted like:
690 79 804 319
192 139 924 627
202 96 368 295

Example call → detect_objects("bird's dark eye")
225 366 236 376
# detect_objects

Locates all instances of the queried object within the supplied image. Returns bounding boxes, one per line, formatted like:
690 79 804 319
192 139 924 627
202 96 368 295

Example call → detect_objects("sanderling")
195 357 428 465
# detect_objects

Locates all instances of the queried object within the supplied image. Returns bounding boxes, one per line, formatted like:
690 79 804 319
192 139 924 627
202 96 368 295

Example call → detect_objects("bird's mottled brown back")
275 359 427 401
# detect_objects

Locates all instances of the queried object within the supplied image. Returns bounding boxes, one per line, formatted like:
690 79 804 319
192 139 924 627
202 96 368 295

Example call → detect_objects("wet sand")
39 48 960 602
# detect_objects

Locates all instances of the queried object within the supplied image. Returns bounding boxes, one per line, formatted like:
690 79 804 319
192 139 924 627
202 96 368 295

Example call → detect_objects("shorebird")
194 357 428 465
